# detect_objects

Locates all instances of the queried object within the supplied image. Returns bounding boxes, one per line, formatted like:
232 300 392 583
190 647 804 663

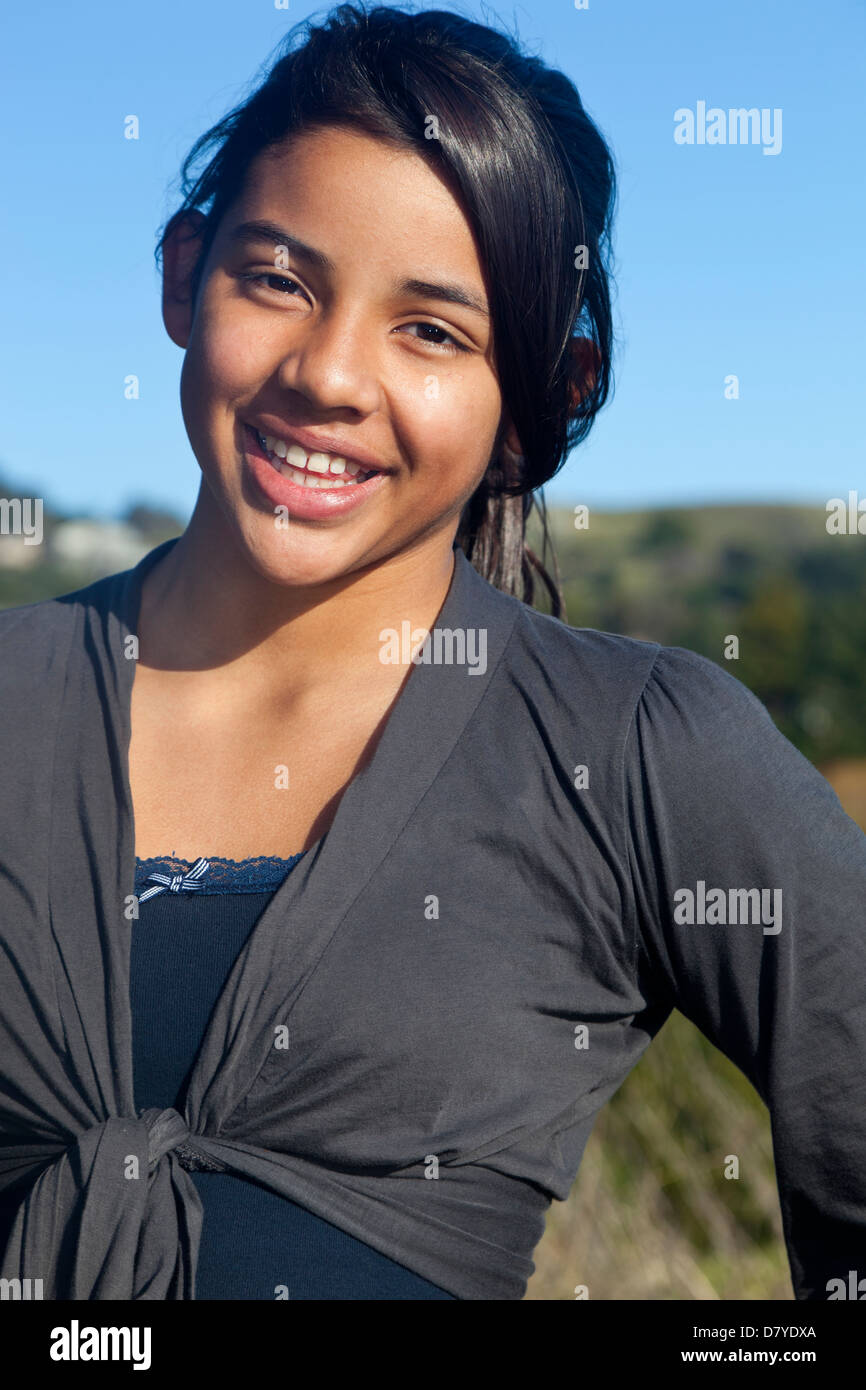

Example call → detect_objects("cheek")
187 298 268 407
397 372 501 489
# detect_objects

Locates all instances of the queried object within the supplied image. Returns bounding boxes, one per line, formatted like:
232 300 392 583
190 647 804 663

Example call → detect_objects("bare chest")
128 670 389 861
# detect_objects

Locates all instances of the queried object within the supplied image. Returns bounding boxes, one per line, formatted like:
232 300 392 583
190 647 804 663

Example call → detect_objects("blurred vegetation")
2 491 862 1299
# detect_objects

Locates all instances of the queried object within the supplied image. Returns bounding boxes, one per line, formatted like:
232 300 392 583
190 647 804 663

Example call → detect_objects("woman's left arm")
623 644 866 1300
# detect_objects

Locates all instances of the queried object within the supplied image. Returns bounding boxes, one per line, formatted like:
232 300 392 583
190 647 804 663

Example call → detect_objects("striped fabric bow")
138 856 210 903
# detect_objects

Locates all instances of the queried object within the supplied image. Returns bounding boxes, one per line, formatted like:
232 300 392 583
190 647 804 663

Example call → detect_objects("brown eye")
399 322 469 354
241 272 305 296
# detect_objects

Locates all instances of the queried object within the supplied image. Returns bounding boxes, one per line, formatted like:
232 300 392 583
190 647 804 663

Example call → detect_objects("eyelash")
239 272 472 355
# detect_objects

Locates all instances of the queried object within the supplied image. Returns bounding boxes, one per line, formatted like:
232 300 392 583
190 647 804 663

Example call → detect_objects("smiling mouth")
252 427 377 489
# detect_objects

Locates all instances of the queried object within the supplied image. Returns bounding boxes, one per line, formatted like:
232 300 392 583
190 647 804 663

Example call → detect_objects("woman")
1 4 864 1301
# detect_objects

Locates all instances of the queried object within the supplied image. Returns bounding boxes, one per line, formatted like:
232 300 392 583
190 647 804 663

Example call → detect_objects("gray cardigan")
1 537 865 1300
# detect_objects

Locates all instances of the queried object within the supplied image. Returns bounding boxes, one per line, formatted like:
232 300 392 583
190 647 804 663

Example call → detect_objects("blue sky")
1 0 863 519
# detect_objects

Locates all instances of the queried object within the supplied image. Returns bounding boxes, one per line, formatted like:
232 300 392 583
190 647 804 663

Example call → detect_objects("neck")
136 503 458 701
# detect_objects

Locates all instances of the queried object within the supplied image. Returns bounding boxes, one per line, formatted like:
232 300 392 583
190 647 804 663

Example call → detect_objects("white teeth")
279 464 309 486
255 428 376 485
278 463 352 489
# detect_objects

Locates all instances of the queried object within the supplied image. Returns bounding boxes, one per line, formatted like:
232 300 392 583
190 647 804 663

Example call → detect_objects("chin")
237 524 376 589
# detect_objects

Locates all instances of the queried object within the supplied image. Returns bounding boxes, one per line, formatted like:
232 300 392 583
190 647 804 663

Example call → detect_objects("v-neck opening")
111 535 522 1141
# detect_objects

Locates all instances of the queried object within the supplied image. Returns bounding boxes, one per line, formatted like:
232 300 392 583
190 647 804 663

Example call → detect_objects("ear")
162 211 207 349
567 336 602 411
501 417 522 458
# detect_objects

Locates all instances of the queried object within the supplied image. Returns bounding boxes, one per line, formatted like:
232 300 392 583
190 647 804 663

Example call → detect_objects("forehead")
223 124 484 275
249 123 446 195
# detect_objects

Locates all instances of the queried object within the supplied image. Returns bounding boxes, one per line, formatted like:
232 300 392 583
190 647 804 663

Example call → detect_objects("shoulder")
629 641 777 744
623 641 839 832
627 641 794 780
0 592 76 685
508 601 660 710
509 601 766 734
0 568 127 698
507 602 798 784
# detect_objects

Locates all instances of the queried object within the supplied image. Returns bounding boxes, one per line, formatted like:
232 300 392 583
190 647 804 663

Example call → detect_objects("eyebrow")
229 220 490 321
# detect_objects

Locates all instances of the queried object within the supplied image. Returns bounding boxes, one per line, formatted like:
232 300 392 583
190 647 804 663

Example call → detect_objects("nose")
275 303 382 416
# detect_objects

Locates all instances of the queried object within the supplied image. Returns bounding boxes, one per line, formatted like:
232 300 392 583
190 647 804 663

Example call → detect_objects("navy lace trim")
134 852 306 895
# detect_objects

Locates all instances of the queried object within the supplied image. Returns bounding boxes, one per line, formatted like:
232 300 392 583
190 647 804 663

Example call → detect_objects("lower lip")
243 424 389 520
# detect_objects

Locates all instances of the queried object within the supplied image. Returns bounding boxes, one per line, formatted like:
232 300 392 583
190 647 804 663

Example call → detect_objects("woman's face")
163 124 521 587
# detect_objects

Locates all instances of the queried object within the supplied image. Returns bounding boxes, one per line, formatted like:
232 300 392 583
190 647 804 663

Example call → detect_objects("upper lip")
248 419 390 474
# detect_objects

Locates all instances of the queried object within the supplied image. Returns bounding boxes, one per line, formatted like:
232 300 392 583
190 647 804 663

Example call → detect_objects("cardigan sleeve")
622 644 866 1300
